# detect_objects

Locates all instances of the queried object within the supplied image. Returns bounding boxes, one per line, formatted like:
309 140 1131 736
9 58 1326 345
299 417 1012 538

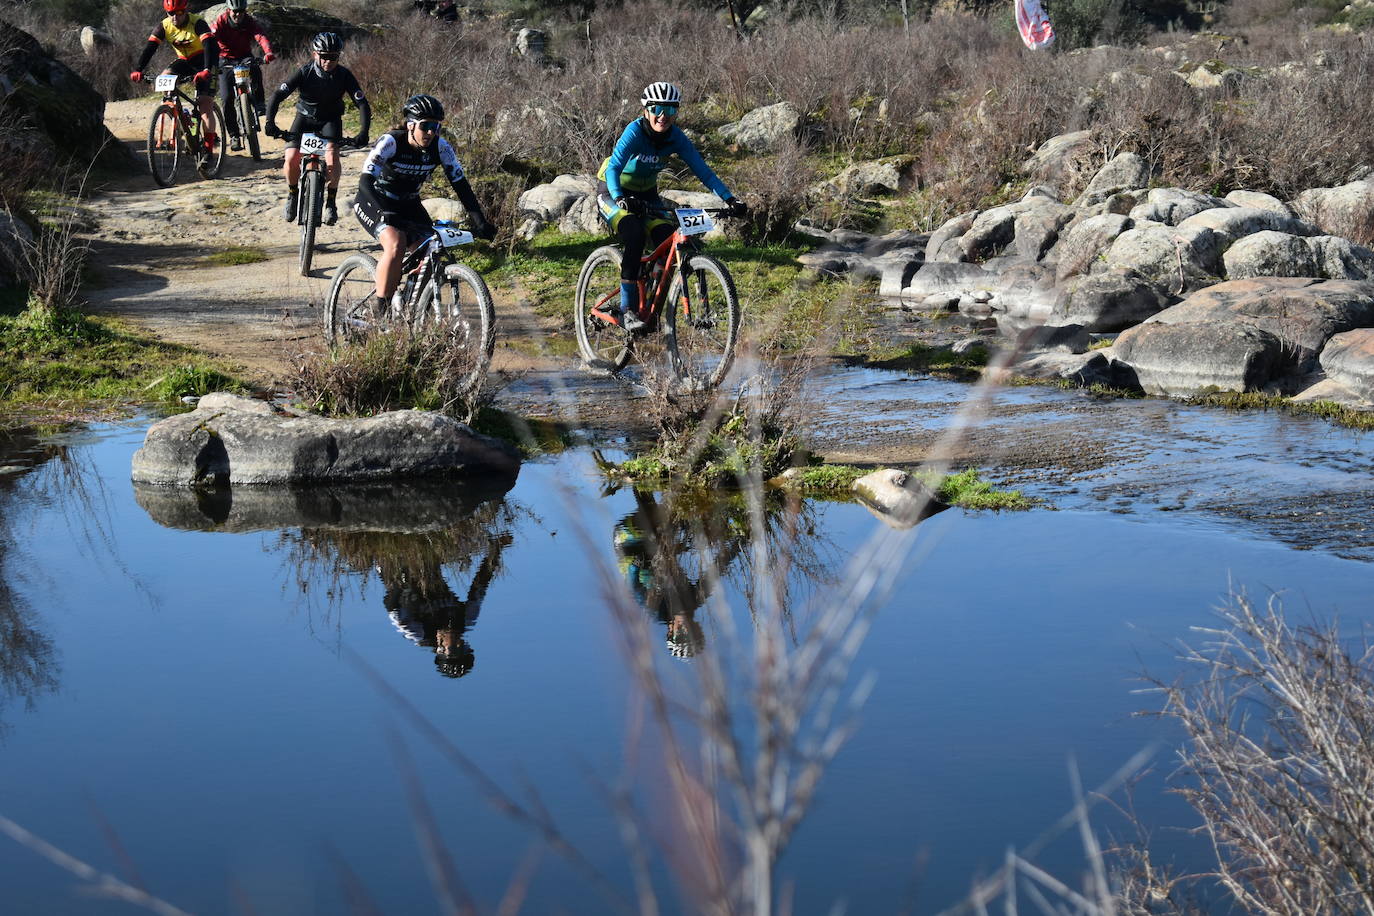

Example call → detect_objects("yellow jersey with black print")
156 14 207 60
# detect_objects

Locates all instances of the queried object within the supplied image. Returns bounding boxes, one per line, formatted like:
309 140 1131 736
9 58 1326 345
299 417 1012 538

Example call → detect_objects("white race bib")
299 133 328 154
154 74 178 92
435 225 473 247
676 208 714 236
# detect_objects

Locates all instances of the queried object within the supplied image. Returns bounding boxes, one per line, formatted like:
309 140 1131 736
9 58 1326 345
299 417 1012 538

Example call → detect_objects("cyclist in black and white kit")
263 32 370 225
353 94 494 314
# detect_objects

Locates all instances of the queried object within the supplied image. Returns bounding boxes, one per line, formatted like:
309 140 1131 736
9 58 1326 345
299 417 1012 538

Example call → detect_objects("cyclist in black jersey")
352 93 495 315
264 32 371 226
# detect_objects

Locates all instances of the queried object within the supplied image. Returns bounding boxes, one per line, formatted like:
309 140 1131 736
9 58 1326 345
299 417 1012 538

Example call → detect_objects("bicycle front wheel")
238 93 260 160
298 168 323 276
415 262 497 393
664 254 740 389
199 103 227 179
146 104 181 187
574 245 632 373
324 252 381 343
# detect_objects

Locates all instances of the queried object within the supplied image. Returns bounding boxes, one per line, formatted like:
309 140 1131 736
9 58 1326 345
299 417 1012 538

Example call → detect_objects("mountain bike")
325 218 496 392
575 205 740 389
285 130 331 276
223 56 263 161
145 73 226 187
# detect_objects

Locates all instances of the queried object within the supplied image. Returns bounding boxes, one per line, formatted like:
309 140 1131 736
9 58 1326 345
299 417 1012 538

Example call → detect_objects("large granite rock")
718 101 802 153
852 468 947 529
1075 152 1151 205
1222 230 1318 279
1051 267 1169 332
1128 188 1231 226
0 19 126 167
1052 212 1133 281
132 393 520 486
1319 328 1374 403
1290 180 1374 242
517 173 596 222
926 210 977 263
1103 223 1222 294
1113 278 1374 395
1176 207 1319 246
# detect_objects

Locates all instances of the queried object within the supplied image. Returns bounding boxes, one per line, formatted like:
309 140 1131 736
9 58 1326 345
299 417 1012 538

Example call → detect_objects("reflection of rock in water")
134 473 517 534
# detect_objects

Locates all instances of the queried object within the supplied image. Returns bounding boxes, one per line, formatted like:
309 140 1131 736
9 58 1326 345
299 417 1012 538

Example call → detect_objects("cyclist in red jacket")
209 0 275 151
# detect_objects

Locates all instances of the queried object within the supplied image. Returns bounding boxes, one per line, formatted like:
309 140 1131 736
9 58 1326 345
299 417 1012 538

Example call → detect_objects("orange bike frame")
591 226 691 328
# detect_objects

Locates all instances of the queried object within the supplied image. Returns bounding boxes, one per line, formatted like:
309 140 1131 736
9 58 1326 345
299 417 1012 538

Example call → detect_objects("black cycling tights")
616 214 674 283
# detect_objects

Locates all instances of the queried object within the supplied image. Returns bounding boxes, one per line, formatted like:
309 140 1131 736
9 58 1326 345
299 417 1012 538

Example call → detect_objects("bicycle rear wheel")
324 252 381 343
415 262 497 393
664 253 740 389
298 168 323 276
574 245 632 373
197 103 227 179
146 104 181 187
238 93 261 160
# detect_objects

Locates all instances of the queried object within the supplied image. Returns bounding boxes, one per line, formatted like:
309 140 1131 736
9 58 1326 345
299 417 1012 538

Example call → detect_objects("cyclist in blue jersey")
597 81 747 332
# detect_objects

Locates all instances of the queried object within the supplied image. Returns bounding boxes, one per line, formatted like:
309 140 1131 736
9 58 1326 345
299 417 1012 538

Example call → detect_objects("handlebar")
276 130 363 149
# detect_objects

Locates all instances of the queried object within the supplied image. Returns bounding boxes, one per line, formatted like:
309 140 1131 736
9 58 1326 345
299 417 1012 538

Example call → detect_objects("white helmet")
641 82 681 107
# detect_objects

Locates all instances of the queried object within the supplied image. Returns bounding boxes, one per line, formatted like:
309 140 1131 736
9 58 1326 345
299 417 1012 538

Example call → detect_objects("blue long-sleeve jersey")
598 118 732 201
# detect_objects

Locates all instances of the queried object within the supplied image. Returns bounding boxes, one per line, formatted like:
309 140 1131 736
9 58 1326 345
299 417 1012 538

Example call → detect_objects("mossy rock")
0 19 131 168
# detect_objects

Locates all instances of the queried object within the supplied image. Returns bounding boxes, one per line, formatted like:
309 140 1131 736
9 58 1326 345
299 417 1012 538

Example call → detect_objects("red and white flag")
1015 0 1055 50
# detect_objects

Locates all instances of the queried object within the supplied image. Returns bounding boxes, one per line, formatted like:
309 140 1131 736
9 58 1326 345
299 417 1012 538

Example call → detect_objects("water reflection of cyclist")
380 533 509 678
596 81 747 332
613 491 711 659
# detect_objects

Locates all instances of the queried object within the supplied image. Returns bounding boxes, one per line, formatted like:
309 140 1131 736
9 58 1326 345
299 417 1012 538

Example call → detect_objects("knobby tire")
574 245 633 373
146 104 182 188
198 103 227 179
664 253 740 389
239 93 261 161
324 252 381 343
298 168 322 276
415 262 497 393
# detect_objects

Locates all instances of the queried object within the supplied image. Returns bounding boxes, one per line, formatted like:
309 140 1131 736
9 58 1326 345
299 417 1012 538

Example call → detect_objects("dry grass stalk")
1162 593 1374 915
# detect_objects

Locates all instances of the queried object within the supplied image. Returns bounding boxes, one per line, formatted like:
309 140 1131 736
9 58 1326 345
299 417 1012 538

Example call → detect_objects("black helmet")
311 32 343 55
226 0 248 11
403 93 445 122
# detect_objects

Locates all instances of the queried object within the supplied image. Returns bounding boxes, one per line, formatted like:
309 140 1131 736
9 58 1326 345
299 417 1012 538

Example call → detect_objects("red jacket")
210 10 272 60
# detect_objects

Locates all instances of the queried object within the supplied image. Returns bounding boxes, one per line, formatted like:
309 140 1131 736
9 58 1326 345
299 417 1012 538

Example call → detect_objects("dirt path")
85 97 555 389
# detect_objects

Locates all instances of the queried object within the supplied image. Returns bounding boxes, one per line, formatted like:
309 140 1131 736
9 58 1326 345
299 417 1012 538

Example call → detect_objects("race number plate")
435 225 473 247
299 133 328 154
154 74 178 92
233 66 251 83
676 208 714 236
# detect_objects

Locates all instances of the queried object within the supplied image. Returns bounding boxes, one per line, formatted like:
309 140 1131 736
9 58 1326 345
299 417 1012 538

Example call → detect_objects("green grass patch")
0 305 247 422
1187 390 1374 431
859 342 989 379
202 246 269 267
932 468 1033 511
784 463 867 493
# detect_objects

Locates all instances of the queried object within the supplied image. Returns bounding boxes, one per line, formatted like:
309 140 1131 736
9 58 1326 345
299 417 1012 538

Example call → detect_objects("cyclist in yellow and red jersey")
130 0 219 155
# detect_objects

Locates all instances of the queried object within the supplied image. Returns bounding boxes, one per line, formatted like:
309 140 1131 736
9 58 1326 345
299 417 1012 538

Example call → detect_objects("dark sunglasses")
647 104 678 117
317 53 339 61
413 120 442 133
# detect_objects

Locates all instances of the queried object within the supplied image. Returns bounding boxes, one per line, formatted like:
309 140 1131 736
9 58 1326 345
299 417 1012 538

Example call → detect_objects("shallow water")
1 390 1372 913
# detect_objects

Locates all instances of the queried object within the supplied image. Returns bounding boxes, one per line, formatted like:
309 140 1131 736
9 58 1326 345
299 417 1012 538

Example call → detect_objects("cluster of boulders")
801 130 1374 408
